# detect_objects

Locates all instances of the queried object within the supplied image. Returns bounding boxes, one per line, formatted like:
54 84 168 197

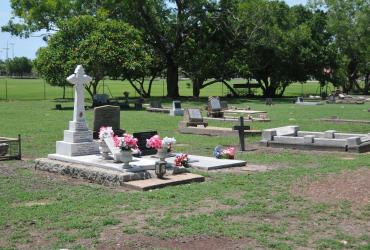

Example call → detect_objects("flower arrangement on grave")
146 135 176 179
146 135 176 153
174 153 189 168
99 126 114 142
113 133 139 152
213 146 236 159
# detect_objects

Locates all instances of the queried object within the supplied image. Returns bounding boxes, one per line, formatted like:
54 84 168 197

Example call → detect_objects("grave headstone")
184 108 208 127
150 101 163 109
93 105 123 139
133 131 158 156
296 97 304 103
208 96 223 118
209 96 222 111
170 100 184 116
55 65 99 156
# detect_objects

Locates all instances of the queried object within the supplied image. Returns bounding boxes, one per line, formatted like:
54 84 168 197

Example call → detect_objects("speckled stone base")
34 158 152 186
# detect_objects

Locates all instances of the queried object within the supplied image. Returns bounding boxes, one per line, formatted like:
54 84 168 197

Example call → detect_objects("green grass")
0 79 369 249
0 77 334 100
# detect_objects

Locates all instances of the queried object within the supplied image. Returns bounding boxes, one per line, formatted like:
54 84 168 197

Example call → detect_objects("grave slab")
123 173 205 191
167 155 246 170
48 153 155 172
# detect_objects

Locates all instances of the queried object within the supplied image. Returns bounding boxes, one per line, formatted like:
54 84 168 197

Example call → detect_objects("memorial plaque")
174 101 181 109
209 97 221 111
133 131 158 156
188 109 203 122
93 105 121 138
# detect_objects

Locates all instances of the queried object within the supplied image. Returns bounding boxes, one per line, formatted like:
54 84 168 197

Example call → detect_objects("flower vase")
119 150 133 169
157 148 168 161
99 140 111 160
155 148 168 178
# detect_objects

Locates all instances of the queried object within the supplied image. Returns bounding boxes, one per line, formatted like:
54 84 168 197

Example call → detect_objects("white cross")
67 65 92 122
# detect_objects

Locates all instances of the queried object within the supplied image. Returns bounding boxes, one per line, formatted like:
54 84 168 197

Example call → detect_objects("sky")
0 0 308 60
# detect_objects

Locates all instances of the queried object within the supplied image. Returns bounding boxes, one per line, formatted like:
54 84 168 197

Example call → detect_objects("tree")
236 0 333 97
34 16 151 99
180 0 242 97
3 0 214 98
5 57 33 77
309 0 370 94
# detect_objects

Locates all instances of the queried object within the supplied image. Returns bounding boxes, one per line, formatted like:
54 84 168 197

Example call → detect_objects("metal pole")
5 79 8 100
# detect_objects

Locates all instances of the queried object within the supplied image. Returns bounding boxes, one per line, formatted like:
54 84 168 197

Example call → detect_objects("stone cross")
67 65 92 122
232 117 250 151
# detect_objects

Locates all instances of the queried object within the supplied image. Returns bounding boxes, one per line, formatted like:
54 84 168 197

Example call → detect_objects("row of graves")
35 66 247 191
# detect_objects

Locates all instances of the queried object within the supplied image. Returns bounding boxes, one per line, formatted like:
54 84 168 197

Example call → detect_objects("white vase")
157 148 169 160
119 150 133 169
99 140 110 159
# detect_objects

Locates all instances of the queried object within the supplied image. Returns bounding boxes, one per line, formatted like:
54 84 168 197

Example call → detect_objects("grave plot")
260 125 370 153
319 116 370 125
179 108 262 136
145 101 170 113
35 65 248 190
206 96 270 122
295 97 324 106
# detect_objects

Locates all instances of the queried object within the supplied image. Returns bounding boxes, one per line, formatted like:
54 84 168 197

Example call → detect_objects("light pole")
3 40 10 60
9 43 14 58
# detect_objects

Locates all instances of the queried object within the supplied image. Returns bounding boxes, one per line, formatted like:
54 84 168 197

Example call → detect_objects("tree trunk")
363 73 370 95
192 77 203 97
166 57 179 98
62 86 66 99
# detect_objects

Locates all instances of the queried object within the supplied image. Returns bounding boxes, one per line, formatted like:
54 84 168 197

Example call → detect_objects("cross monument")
53 65 99 156
67 65 92 123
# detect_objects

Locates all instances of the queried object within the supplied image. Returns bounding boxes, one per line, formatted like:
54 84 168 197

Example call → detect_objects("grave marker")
232 117 250 151
184 109 208 127
133 131 158 156
55 65 99 156
93 105 123 139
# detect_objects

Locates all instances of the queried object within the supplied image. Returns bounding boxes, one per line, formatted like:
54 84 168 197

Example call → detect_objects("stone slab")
123 173 205 191
48 153 155 172
56 141 99 156
319 118 370 125
35 158 152 184
179 122 261 136
146 107 170 113
141 154 246 170
274 136 305 144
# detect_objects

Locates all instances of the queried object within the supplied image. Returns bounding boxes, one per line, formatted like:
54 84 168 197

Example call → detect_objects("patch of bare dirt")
291 167 370 207
97 230 255 250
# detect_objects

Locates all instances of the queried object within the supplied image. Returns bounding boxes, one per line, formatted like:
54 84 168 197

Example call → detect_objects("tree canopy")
34 16 151 99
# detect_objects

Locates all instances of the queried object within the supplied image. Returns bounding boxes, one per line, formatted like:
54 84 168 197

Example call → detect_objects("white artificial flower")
162 137 176 147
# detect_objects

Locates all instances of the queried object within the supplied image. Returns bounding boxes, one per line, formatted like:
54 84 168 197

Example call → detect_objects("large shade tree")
310 0 370 94
3 0 214 98
34 16 151 99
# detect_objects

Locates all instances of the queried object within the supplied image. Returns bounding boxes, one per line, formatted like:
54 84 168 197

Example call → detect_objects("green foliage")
4 57 33 77
34 16 150 98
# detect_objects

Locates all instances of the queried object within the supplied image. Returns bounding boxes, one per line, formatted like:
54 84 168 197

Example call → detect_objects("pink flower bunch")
146 135 163 150
114 134 138 151
222 147 236 159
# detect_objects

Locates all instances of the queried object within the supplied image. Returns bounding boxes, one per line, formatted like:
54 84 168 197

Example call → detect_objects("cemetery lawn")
1 98 370 249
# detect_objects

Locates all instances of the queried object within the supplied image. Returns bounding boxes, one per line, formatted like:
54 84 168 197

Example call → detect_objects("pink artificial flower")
222 147 236 159
123 133 138 149
146 135 163 150
113 135 121 148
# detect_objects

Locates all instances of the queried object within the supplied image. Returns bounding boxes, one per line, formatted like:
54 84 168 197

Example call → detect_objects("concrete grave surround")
169 100 184 116
261 125 370 153
93 105 121 136
55 65 99 156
